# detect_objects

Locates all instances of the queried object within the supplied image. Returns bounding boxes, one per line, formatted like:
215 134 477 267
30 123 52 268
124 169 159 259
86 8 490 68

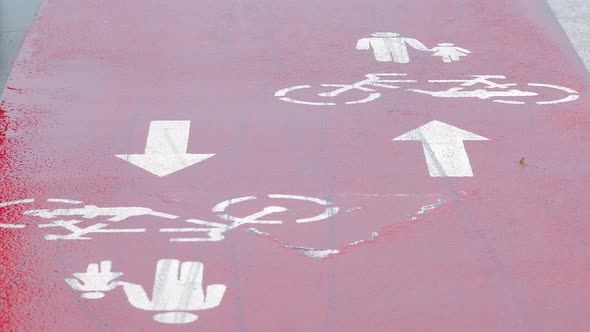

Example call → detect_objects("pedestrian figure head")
372 32 400 38
437 43 455 47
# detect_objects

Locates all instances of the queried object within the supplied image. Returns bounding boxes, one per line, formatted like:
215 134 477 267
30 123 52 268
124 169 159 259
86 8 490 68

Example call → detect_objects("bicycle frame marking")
275 74 579 106
0 195 341 242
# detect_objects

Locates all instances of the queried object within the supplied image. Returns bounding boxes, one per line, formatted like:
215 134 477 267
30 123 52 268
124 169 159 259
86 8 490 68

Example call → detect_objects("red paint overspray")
1 0 590 330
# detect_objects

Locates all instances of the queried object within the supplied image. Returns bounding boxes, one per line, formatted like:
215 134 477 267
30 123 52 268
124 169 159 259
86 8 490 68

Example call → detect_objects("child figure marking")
430 43 471 63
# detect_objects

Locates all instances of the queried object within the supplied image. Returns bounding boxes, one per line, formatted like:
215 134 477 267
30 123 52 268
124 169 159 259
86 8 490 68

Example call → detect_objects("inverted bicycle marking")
214 194 340 224
0 195 340 242
276 73 579 106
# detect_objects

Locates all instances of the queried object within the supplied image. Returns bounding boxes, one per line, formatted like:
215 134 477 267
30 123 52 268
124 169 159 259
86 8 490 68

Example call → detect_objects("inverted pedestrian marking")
67 259 226 325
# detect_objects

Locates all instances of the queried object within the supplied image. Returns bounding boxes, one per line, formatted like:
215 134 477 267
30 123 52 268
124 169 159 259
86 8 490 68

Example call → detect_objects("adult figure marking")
356 32 428 63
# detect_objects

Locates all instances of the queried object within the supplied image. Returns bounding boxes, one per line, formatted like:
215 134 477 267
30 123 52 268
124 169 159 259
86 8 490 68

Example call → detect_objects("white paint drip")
345 207 362 213
409 199 447 221
245 228 270 236
348 232 380 246
245 227 339 259
285 245 340 259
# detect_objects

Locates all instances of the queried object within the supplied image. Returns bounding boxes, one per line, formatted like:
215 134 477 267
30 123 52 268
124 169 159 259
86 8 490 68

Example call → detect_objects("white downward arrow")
393 120 489 177
116 121 214 177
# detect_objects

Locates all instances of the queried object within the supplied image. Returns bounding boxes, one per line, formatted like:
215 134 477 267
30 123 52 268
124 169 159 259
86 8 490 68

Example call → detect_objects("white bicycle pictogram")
0 195 340 242
274 73 579 106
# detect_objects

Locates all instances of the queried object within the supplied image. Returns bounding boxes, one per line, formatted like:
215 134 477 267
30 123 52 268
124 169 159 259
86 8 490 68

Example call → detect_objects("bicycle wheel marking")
528 83 580 105
276 74 580 106
274 85 337 106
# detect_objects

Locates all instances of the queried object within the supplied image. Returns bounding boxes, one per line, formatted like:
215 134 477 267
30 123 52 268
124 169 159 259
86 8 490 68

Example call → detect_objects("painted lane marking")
393 120 490 177
116 121 215 177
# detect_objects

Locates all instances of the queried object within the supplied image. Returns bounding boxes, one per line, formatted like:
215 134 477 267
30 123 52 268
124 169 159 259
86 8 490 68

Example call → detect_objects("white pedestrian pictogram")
66 259 226 325
65 260 123 299
356 32 429 63
430 43 471 63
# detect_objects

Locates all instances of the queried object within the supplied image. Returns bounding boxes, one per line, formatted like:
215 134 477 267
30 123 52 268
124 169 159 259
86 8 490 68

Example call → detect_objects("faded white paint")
118 259 226 324
394 120 489 177
65 260 123 299
348 232 380 246
24 205 179 221
47 198 83 204
116 121 214 177
410 199 447 221
67 259 225 325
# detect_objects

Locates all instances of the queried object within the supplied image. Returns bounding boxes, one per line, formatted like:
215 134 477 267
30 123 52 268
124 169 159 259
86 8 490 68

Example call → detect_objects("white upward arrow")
116 121 214 177
393 120 489 177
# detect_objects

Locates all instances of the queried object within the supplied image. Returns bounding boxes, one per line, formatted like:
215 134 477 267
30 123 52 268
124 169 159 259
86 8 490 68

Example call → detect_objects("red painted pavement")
1 0 590 331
